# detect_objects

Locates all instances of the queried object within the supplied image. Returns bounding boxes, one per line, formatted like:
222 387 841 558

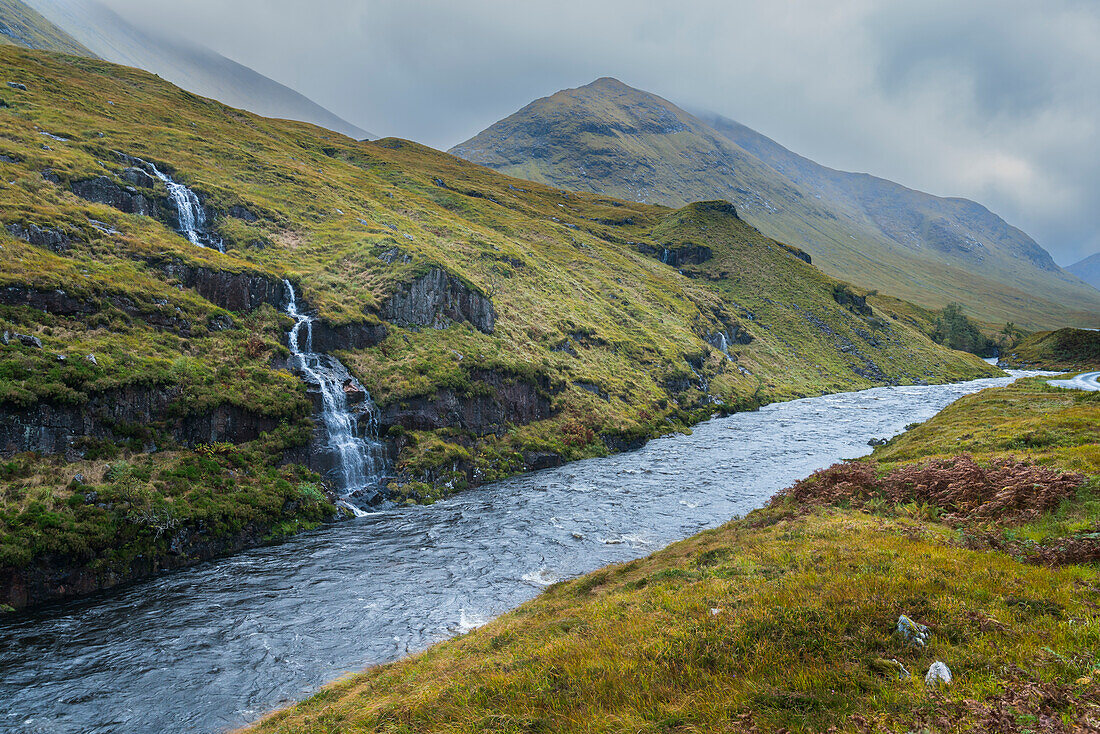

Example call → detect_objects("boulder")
897 614 930 647
5 222 72 254
925 661 952 687
13 333 42 348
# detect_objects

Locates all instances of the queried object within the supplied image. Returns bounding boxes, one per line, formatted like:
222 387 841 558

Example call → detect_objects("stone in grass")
897 614 930 647
870 657 911 680
925 661 952 687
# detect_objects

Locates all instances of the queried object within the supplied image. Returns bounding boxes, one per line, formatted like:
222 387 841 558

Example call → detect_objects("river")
0 371 1044 733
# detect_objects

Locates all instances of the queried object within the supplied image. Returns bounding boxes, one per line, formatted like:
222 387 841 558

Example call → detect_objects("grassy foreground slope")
0 46 996 606
452 78 1100 331
247 379 1100 733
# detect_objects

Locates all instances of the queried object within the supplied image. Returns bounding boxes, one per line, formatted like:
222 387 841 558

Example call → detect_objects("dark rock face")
782 243 812 264
0 285 93 316
381 268 495 334
638 243 713 268
71 176 155 216
0 507 332 610
121 166 157 189
157 260 287 313
0 384 283 458
380 369 556 435
705 323 753 352
832 286 873 316
309 320 388 353
5 222 73 254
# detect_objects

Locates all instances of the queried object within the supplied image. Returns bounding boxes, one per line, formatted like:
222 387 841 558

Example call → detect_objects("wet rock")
925 661 952 687
638 243 713 267
381 267 495 334
13 333 42 348
897 614 930 647
867 437 888 447
121 166 157 189
5 222 72 254
342 378 366 403
524 451 563 471
71 176 154 216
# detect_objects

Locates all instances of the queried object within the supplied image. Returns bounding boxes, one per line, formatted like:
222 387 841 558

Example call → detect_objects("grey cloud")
97 0 1100 266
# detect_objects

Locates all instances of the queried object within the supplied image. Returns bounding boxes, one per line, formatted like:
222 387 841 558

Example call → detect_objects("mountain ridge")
1067 252 1100 290
451 77 1100 331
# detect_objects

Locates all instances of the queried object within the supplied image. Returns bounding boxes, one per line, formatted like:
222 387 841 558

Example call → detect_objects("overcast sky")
98 0 1100 266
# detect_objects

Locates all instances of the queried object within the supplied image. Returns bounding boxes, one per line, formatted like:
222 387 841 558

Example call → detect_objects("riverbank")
246 376 1099 733
0 374 1030 733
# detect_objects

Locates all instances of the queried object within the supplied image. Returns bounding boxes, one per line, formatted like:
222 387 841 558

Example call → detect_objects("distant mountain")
18 0 372 140
0 0 94 57
452 77 1100 330
1067 252 1100 291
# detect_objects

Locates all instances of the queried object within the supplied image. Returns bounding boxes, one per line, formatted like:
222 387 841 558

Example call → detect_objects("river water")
0 371 1042 733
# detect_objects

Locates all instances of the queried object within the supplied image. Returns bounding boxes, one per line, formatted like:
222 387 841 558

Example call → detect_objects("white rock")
925 661 952 687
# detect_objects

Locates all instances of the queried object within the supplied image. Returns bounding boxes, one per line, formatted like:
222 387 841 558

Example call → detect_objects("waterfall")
145 162 224 253
283 280 386 514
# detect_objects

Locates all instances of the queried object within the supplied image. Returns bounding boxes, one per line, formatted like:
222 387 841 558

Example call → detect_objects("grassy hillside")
246 379 1100 733
0 47 997 606
0 0 94 57
452 78 1100 331
1000 328 1100 370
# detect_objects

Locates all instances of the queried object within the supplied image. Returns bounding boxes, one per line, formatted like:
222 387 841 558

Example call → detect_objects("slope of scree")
451 77 1100 331
0 47 998 606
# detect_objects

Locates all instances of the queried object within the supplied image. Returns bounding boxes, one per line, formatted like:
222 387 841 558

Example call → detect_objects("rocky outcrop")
71 176 155 216
832 285 872 316
5 222 73 253
381 268 495 334
157 260 286 313
380 369 557 435
638 243 713 268
0 497 338 611
309 320 388 352
0 285 93 316
0 384 283 458
705 323 753 353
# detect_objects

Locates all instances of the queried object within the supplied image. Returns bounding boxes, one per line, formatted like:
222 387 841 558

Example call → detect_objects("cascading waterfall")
283 280 386 515
145 162 224 252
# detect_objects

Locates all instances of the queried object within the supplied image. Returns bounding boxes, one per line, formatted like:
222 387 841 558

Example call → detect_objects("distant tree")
931 302 995 356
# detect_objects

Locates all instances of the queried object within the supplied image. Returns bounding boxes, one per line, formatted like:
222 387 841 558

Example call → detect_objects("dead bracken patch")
776 455 1085 525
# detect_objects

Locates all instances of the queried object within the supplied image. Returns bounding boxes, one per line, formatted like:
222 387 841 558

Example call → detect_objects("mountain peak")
451 81 1100 329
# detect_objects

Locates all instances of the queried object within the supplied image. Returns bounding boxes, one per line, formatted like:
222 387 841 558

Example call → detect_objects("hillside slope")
1068 252 1100 290
21 0 372 140
0 47 997 607
451 78 1100 331
0 0 94 57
